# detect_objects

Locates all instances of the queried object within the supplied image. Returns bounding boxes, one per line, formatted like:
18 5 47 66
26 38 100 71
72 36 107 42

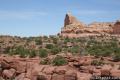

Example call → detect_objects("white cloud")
0 10 47 20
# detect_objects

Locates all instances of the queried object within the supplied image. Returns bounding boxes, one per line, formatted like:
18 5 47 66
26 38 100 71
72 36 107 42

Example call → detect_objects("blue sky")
0 0 120 37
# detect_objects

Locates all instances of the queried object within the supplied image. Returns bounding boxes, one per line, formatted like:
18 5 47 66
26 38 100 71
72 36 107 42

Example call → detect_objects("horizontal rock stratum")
60 13 120 37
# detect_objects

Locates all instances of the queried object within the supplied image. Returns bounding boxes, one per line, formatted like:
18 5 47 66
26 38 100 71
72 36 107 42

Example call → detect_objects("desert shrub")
45 44 54 49
29 50 37 58
68 46 80 55
18 47 29 58
35 39 42 45
9 46 29 58
52 56 68 66
64 37 70 44
51 47 61 55
91 60 104 66
86 40 119 57
39 49 48 58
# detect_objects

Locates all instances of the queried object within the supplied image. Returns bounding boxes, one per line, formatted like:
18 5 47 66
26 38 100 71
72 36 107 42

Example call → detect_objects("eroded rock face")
0 55 120 80
61 13 86 38
113 20 120 34
64 13 84 27
61 13 120 38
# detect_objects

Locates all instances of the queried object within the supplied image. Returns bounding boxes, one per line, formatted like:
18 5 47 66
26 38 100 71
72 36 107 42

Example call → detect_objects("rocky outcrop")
61 13 86 38
64 13 85 28
61 13 120 38
0 55 120 80
113 20 120 34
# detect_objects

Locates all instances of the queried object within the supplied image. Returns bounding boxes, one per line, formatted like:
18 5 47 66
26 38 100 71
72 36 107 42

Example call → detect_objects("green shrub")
19 48 29 58
91 60 104 66
29 50 37 58
45 44 54 49
35 39 42 45
51 47 61 55
68 46 80 55
9 46 29 58
64 37 70 44
52 56 67 66
39 49 48 58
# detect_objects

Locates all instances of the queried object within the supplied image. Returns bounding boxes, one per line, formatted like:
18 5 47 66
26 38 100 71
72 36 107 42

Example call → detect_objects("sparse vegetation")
68 45 80 55
0 35 120 61
45 44 54 49
39 49 48 58
52 56 68 66
29 50 37 58
51 47 61 55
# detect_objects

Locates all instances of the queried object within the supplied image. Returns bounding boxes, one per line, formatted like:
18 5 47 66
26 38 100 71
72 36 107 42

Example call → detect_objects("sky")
0 0 120 37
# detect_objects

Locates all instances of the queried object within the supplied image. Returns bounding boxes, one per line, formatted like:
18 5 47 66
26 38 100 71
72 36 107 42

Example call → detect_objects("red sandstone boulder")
15 73 25 80
54 66 67 74
25 62 34 79
1 60 10 69
93 69 101 76
101 65 112 76
43 66 56 75
37 72 51 80
110 69 120 77
77 72 92 80
10 61 26 73
2 68 16 78
52 74 64 80
65 70 77 80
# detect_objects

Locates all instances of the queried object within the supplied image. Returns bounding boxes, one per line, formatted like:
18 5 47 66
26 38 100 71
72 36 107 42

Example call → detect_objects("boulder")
92 69 101 76
2 68 16 78
10 61 26 73
52 74 64 80
43 66 55 75
54 66 67 74
101 65 112 76
65 70 77 80
37 72 47 80
110 69 120 77
1 60 10 69
77 72 92 80
15 73 25 80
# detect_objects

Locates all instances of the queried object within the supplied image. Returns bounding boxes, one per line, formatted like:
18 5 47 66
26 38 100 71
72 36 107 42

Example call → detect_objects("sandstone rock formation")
64 13 85 28
61 13 120 38
0 55 120 80
113 20 120 34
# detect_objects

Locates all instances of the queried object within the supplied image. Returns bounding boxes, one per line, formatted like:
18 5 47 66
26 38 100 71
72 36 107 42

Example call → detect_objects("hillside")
0 14 120 80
